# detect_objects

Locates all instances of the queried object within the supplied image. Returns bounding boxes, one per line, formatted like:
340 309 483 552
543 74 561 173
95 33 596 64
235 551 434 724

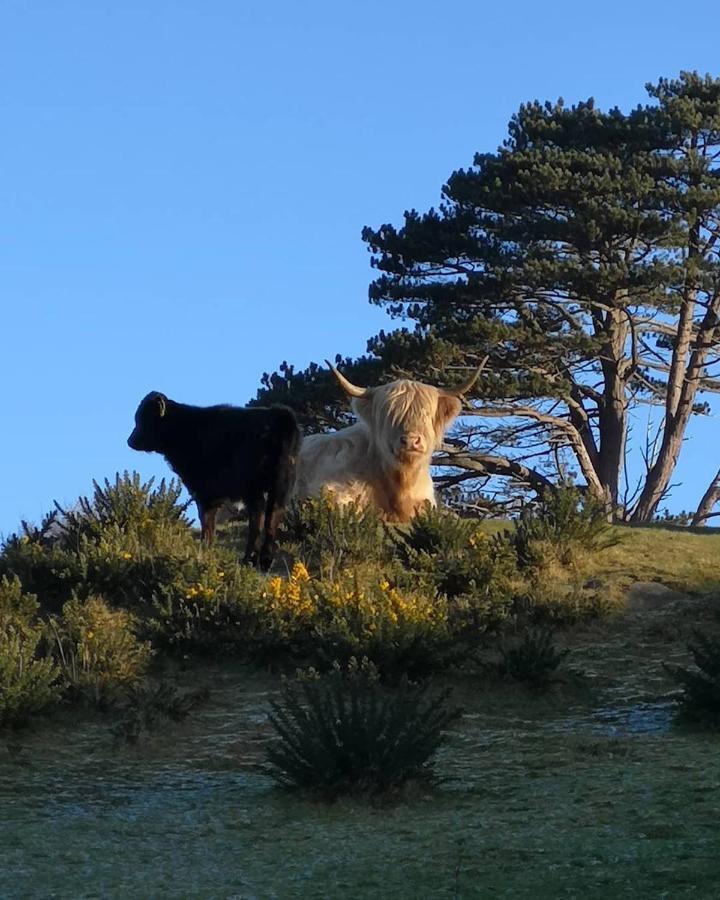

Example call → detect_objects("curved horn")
325 359 370 398
450 355 490 397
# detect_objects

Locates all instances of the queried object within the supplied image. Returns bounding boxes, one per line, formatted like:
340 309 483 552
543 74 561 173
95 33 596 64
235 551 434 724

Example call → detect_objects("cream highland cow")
295 360 484 522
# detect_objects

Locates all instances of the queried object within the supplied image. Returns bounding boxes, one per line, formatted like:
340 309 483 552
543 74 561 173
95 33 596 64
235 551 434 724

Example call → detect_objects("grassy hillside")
4 480 720 897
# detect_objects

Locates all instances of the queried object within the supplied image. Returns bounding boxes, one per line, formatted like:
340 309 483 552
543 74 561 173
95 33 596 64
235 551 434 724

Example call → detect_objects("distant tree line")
254 72 720 524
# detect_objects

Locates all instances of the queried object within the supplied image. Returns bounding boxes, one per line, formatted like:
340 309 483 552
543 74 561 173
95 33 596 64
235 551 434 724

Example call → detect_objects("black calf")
128 391 300 571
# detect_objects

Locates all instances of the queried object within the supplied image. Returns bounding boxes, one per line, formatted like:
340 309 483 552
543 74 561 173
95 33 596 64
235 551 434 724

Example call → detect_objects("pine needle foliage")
669 632 720 726
496 628 570 690
266 658 460 797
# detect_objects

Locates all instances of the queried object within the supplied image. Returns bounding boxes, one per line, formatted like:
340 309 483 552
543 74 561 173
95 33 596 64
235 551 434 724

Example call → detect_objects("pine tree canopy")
254 72 720 522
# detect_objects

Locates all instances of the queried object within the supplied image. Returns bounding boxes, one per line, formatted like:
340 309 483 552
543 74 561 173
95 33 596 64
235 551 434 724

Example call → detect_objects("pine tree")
255 73 720 522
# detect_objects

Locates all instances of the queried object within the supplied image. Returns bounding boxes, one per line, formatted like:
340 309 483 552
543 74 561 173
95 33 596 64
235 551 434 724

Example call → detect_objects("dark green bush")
53 472 192 549
148 560 267 655
110 681 209 743
395 505 479 558
506 485 611 569
0 472 197 612
669 632 720 726
495 628 570 689
281 493 389 577
391 507 517 642
0 577 60 726
266 658 460 797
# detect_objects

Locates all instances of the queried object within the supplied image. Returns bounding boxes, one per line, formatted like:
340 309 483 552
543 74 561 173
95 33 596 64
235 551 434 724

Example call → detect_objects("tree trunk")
630 210 711 523
631 310 719 521
691 467 720 526
595 307 629 515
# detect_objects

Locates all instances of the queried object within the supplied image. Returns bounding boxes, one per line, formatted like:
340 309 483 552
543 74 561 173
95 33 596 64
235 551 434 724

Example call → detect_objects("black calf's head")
127 392 168 452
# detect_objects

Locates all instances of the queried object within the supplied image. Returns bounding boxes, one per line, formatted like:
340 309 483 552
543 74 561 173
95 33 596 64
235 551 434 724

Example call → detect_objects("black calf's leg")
243 497 266 567
199 505 218 544
258 455 296 572
258 505 285 573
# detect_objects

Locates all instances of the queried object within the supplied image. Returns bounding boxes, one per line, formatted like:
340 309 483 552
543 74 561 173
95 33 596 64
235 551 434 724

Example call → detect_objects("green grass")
6 506 720 897
4 586 720 898
469 518 720 595
596 524 720 594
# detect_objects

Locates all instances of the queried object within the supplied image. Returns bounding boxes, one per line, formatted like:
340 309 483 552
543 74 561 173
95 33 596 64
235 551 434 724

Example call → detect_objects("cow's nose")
400 433 423 450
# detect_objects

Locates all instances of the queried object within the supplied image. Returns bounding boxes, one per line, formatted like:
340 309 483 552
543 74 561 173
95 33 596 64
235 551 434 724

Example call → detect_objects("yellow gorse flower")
185 582 216 600
262 565 445 642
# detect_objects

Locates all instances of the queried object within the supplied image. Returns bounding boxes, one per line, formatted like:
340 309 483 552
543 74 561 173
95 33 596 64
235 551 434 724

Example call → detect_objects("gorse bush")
281 493 389 577
261 563 455 677
393 506 517 635
266 658 460 797
110 681 209 744
669 631 720 726
49 596 153 705
513 576 619 625
496 628 570 690
507 485 611 569
149 560 267 655
53 473 192 550
0 577 60 726
395 505 479 558
0 473 197 612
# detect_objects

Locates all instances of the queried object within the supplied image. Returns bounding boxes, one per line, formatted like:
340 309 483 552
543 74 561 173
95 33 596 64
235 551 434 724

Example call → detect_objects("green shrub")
281 493 389 577
53 472 192 549
110 682 209 744
496 628 570 690
395 505 480 558
149 560 267 655
266 658 460 797
0 473 197 612
261 563 458 678
507 485 611 569
0 577 60 727
49 596 153 705
392 507 517 642
669 632 720 726
514 573 620 625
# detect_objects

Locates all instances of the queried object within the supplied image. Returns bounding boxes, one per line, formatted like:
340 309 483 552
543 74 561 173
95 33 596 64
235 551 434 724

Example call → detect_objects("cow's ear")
150 392 167 417
351 395 373 423
434 394 462 433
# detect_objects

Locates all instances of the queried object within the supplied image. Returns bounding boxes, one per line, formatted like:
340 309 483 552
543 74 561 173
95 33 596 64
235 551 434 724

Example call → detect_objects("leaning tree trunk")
631 238 719 523
691 467 720 526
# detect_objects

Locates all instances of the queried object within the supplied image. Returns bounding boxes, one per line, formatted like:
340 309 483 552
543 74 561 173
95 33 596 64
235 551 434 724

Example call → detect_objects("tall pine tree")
255 73 720 521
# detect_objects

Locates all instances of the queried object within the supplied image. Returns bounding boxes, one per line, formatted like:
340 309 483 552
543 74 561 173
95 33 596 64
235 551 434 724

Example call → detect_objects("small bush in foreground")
110 682 209 744
496 628 569 690
669 632 720 726
0 577 60 727
266 658 460 797
50 596 153 705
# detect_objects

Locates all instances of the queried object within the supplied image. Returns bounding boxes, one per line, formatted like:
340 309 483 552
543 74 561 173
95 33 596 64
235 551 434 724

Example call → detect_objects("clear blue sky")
3 0 720 535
